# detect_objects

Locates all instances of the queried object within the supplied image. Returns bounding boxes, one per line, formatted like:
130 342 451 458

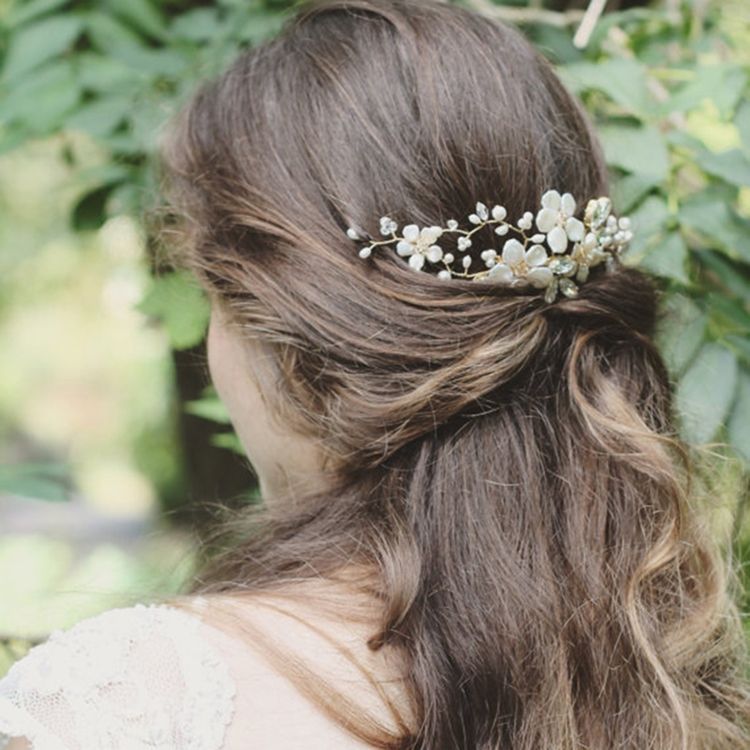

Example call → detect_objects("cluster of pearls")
346 190 633 303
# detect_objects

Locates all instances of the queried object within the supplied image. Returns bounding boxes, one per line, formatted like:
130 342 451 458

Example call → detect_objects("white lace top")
0 601 236 750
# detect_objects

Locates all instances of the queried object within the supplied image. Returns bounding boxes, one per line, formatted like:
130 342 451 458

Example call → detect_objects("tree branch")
462 0 586 28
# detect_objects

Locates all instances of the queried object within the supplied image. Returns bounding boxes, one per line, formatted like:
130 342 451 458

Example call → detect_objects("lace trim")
0 695 69 750
0 603 237 750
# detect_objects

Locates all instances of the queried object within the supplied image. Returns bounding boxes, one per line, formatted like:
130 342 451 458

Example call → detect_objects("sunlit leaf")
184 396 232 424
136 271 210 350
560 59 653 119
658 64 747 119
210 432 246 455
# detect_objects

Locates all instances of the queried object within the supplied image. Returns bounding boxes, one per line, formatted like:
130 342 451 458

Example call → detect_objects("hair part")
155 0 750 747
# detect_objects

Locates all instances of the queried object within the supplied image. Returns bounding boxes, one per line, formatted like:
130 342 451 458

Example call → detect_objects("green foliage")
135 269 210 350
0 0 749 481
0 463 70 502
186 386 247 455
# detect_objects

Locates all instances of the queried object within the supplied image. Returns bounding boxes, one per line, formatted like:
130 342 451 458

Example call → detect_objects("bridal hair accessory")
345 190 633 303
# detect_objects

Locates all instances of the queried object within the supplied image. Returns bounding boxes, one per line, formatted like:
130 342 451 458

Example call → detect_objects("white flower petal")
501 239 524 265
488 263 514 284
409 253 425 271
518 214 533 230
535 208 558 233
396 240 414 256
525 244 548 266
476 202 489 220
565 217 585 242
426 245 443 263
561 192 576 216
494 225 509 236
402 224 420 241
547 226 569 254
437 269 452 280
491 205 507 221
541 190 561 210
582 232 598 251
527 266 554 288
421 225 443 243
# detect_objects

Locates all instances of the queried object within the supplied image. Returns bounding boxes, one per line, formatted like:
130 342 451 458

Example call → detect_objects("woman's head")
160 0 750 747
163 0 621 473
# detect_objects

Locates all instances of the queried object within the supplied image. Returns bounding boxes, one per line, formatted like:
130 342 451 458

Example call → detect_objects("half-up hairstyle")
156 0 750 747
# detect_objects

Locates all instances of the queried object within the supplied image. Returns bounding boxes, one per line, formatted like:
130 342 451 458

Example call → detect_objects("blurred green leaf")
6 0 69 28
727 335 750 368
0 463 70 502
1 15 83 81
64 95 134 138
676 342 739 444
170 8 225 42
235 8 291 44
210 432 246 455
184 396 232 424
696 250 750 301
639 230 690 284
655 294 707 376
706 292 750 339
600 124 670 180
103 0 167 41
560 59 653 119
736 100 750 155
679 200 750 264
85 11 147 58
0 62 81 132
623 194 671 257
729 372 750 464
658 64 747 118
136 270 210 350
693 148 750 188
611 173 659 213
71 182 123 231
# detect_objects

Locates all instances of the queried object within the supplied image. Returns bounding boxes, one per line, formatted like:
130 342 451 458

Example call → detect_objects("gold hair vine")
345 191 633 303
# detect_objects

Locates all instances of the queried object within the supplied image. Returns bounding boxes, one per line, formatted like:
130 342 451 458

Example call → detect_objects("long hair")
155 0 750 747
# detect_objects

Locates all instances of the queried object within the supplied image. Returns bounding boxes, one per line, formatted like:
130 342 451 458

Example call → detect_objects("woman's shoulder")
191 584 413 748
0 599 236 750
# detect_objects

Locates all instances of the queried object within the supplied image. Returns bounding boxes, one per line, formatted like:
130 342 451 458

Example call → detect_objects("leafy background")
0 0 748 671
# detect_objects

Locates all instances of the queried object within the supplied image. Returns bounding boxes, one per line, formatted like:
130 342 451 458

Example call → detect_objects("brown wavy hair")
155 0 750 747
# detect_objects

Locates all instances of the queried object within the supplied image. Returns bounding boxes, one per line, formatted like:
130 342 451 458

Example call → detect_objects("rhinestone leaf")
584 197 612 230
548 257 577 275
559 278 579 298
